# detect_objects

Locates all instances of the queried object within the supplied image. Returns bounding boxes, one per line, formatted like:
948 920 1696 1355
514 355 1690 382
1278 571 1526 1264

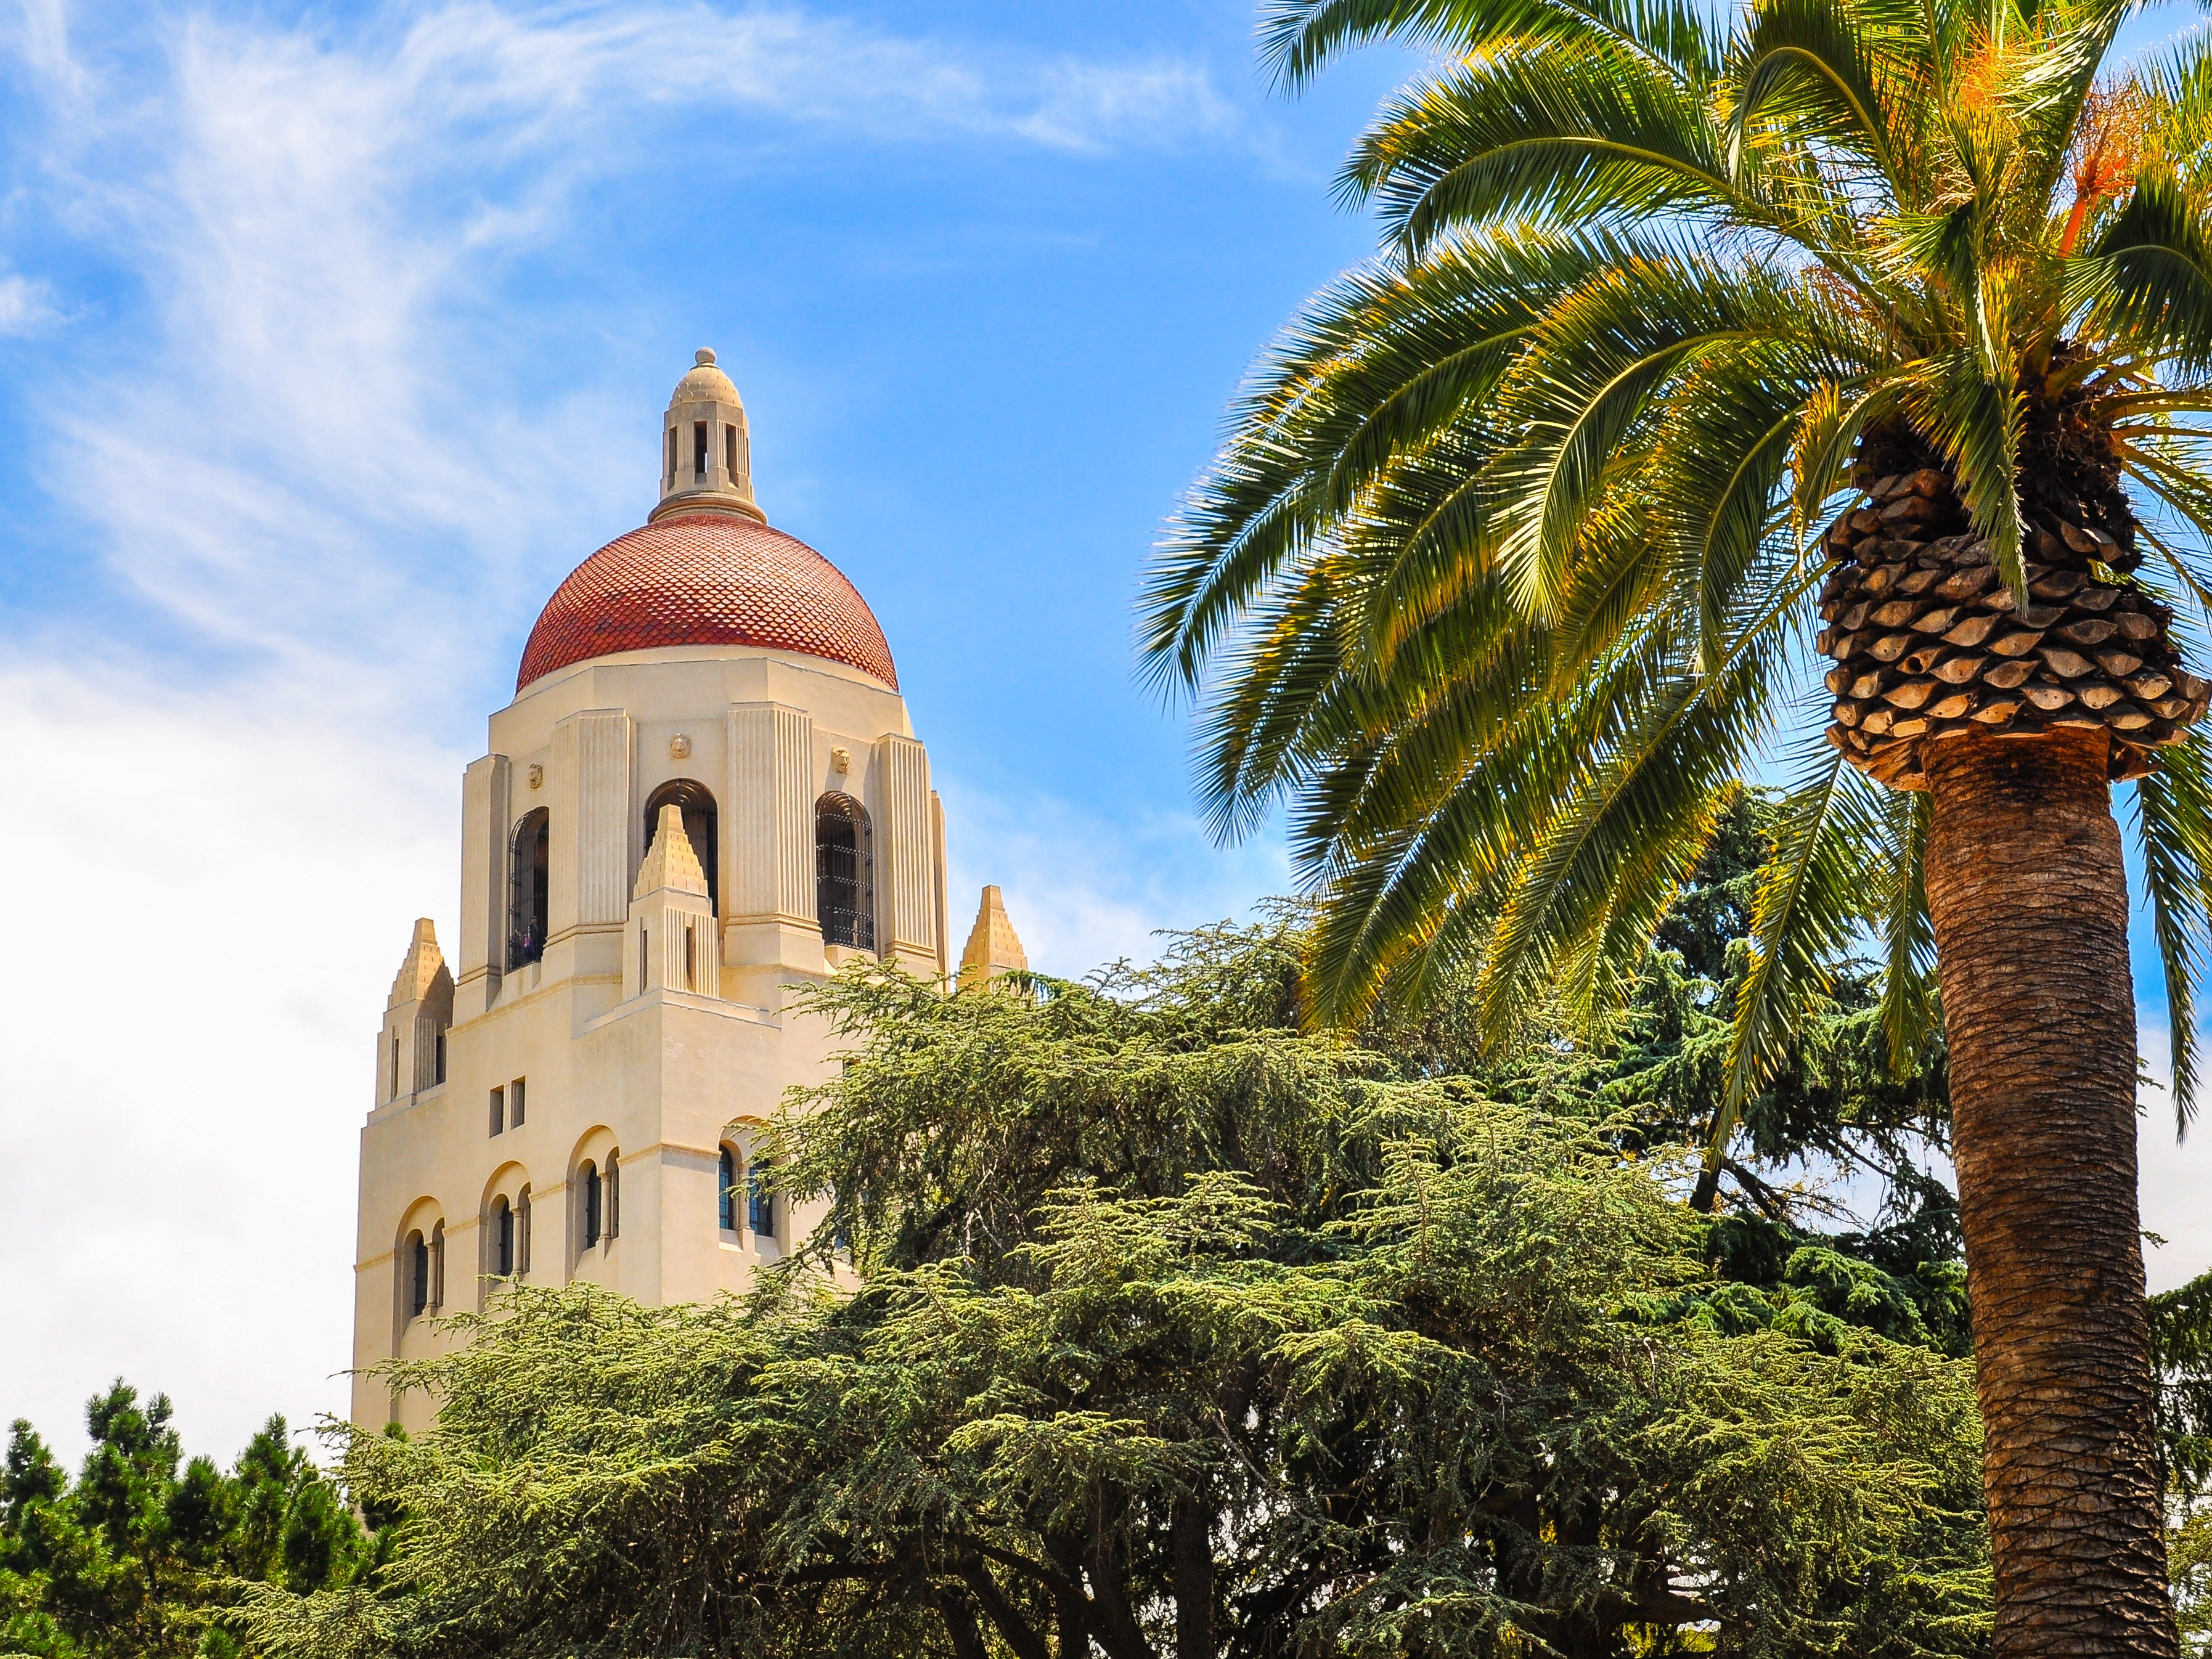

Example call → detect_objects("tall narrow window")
666 425 677 484
748 1157 775 1239
434 1029 446 1085
724 424 738 480
508 809 550 970
516 1186 533 1276
684 922 696 988
390 1032 402 1099
581 1162 602 1250
639 926 650 995
430 1223 446 1311
718 1146 738 1231
606 1151 621 1240
693 421 708 477
815 796 875 950
510 1078 526 1127
406 1231 429 1317
492 1197 514 1276
489 1086 505 1138
642 781 718 910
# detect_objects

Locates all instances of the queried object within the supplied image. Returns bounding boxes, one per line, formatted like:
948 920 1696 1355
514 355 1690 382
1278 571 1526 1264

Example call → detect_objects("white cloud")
2136 1025 2212 1292
0 660 457 1462
0 270 61 333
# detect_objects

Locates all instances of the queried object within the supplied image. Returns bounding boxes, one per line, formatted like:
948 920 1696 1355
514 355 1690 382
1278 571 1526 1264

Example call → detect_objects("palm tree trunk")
1921 728 2177 1656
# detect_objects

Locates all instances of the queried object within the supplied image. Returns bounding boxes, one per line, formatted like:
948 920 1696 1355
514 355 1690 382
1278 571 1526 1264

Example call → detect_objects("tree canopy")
243 907 2000 1659
0 1384 381 1659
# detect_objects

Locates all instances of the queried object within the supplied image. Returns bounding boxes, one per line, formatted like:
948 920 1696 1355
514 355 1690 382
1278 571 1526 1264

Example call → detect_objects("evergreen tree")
0 1387 380 1659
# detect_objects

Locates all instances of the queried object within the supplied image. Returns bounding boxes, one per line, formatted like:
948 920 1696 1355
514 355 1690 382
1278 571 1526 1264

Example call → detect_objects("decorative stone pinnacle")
634 804 708 899
959 884 1029 990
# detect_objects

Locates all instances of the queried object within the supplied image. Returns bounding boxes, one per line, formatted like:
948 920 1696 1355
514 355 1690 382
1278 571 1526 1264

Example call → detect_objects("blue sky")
0 0 2206 1462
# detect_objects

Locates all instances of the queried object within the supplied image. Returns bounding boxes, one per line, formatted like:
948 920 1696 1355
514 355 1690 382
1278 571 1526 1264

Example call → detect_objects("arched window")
643 780 718 910
815 795 874 950
406 1230 429 1317
580 1161 602 1250
718 1146 738 1231
491 1197 514 1276
516 1185 533 1276
508 809 550 970
748 1156 775 1239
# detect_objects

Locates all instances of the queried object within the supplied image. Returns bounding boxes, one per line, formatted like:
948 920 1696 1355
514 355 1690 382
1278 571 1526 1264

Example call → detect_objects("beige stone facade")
352 355 1021 1430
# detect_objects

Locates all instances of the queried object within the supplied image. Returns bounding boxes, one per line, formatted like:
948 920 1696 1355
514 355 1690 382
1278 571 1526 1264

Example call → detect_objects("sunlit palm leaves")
1141 0 2212 1149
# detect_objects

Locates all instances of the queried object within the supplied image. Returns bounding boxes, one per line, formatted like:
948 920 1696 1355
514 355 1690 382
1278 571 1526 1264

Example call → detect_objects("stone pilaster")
724 702 823 980
872 733 936 971
455 753 510 1019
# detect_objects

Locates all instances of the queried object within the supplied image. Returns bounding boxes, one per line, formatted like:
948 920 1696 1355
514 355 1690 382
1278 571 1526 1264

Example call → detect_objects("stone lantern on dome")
655 348 760 523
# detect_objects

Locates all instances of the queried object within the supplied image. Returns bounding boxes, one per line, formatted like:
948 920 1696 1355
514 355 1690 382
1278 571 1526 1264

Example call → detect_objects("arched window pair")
404 1223 444 1318
716 1144 775 1239
579 1153 620 1252
508 809 550 970
815 796 873 950
488 1189 532 1278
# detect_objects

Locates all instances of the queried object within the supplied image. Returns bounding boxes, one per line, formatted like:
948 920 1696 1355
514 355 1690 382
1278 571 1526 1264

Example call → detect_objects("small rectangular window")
510 1078 526 1127
693 421 708 477
434 1030 446 1085
489 1086 504 1137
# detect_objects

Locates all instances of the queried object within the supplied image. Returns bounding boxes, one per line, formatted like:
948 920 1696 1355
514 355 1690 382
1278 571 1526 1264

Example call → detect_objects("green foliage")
2161 1268 2212 1653
0 1385 380 1659
240 927 1993 1659
1140 0 2212 1143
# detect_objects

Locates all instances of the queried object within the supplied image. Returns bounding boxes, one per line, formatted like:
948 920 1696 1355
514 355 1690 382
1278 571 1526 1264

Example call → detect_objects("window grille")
719 1147 738 1231
407 1231 428 1317
508 810 550 970
493 1198 514 1276
815 796 874 950
582 1163 602 1250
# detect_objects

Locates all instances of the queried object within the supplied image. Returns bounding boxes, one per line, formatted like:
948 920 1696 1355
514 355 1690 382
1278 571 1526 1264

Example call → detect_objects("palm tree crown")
1143 0 2212 1135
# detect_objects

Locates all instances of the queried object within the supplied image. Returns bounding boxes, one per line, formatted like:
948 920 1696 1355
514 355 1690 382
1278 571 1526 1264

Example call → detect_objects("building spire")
649 348 765 526
959 885 1029 991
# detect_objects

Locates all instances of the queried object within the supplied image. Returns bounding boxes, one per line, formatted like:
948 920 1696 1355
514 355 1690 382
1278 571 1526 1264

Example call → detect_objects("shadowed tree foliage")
0 1384 380 1659
239 928 1996 1659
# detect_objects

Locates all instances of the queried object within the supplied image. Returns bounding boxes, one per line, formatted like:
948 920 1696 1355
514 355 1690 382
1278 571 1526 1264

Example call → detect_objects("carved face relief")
527 763 544 789
670 734 692 760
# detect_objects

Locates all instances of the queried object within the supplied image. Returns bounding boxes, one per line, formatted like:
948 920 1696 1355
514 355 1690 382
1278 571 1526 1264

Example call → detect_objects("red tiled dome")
517 510 897 692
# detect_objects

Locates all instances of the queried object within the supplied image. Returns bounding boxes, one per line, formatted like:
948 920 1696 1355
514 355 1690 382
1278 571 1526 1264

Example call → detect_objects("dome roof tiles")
516 510 897 693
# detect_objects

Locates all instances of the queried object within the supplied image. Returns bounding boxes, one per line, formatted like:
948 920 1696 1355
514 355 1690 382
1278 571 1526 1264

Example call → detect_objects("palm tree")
1142 0 2212 1647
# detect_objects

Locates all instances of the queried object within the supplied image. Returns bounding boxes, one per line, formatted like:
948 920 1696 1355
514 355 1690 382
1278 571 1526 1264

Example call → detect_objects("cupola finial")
650 348 764 526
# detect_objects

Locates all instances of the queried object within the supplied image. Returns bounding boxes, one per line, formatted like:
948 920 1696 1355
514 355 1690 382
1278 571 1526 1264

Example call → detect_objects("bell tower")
351 351 1024 1431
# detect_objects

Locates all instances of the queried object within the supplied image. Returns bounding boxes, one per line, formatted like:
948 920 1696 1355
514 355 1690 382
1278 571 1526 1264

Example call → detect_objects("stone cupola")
651 348 762 524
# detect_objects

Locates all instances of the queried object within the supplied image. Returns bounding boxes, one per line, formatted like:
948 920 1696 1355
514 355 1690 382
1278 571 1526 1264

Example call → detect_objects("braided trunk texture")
1923 728 2178 1657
